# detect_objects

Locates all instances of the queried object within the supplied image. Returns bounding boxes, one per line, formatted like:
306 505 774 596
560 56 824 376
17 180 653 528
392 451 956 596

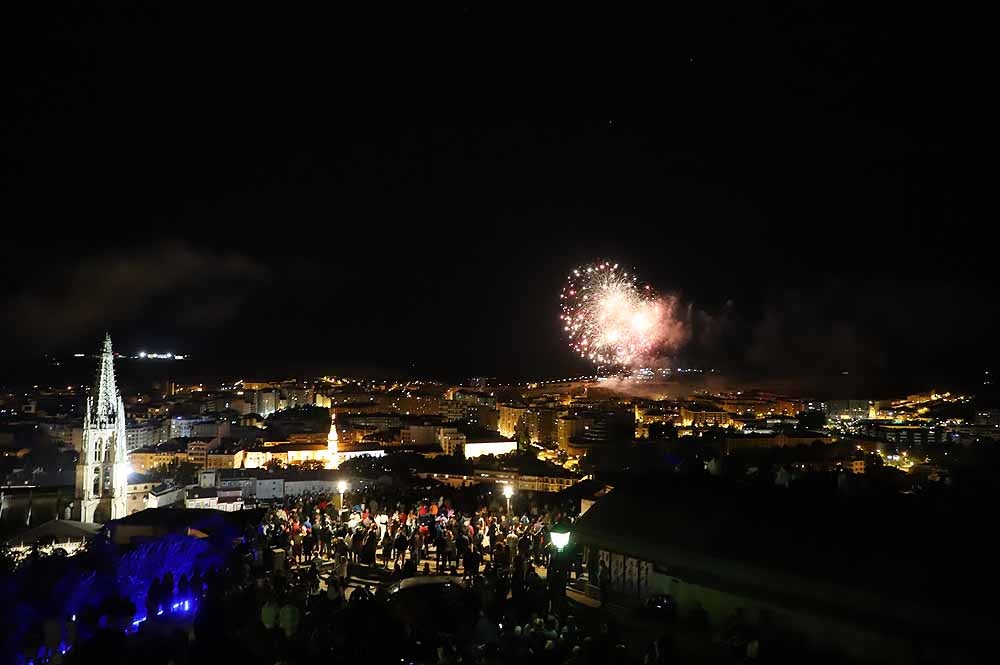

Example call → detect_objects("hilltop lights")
134 351 184 360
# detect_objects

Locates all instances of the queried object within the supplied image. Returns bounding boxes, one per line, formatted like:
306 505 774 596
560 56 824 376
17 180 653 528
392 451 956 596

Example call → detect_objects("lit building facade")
255 389 279 417
438 428 467 456
126 475 157 515
825 400 873 421
557 415 594 450
498 403 528 439
680 404 733 428
125 421 164 453
129 444 186 473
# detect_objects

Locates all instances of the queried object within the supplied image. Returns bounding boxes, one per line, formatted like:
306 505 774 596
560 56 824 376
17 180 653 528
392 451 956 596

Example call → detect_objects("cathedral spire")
92 332 120 426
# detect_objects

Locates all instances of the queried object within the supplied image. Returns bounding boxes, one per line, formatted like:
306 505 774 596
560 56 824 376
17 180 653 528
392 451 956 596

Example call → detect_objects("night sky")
1 4 992 394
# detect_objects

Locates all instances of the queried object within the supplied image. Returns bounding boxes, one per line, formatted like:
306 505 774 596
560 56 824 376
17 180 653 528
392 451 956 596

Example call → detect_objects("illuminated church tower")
74 334 129 523
326 409 340 469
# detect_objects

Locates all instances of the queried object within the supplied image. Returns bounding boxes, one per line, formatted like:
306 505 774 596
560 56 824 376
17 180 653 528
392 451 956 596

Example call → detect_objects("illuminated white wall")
464 440 517 459
338 449 385 464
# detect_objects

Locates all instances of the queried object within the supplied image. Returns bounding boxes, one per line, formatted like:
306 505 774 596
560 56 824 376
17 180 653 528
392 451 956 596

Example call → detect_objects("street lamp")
337 480 348 511
550 524 570 552
503 484 514 513
548 522 572 612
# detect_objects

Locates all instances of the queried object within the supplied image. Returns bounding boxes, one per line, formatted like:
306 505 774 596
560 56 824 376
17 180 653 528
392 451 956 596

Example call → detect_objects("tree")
0 540 17 575
298 460 325 472
162 459 199 485
514 418 531 451
797 410 826 430
263 458 286 473
648 422 678 440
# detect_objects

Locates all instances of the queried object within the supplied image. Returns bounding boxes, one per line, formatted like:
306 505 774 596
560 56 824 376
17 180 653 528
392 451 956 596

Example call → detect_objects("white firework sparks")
559 261 684 367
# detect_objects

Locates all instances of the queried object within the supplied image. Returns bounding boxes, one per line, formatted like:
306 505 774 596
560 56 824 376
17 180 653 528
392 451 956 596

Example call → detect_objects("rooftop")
4 519 101 547
573 480 996 633
266 442 328 453
186 486 217 500
107 507 264 537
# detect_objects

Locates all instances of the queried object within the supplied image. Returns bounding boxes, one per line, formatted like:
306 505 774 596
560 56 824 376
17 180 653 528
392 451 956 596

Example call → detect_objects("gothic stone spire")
92 332 120 426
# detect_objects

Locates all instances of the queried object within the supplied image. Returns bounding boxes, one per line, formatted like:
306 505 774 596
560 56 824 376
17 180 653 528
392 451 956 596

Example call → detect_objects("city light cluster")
136 352 185 360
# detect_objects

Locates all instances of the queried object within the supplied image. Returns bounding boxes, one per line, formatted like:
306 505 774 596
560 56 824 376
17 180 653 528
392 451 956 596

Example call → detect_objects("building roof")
558 478 613 501
4 519 101 547
219 468 262 480
127 472 157 485
186 486 218 499
179 436 215 446
572 481 994 642
266 442 328 453
107 507 264 536
134 440 188 453
217 435 253 450
361 427 401 442
207 448 241 457
337 441 384 453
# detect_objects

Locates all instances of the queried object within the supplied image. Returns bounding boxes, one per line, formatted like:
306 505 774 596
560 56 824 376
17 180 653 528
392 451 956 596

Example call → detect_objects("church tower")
326 409 340 469
74 334 129 523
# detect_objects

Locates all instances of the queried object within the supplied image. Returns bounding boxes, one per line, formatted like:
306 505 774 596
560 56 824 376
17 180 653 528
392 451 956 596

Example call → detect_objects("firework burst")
559 261 686 367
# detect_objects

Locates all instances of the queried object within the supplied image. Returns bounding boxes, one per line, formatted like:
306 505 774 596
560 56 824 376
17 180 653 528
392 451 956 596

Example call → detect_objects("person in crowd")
599 559 612 607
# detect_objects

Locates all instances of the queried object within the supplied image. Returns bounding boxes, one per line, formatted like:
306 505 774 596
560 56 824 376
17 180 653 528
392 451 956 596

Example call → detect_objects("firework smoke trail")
559 261 687 368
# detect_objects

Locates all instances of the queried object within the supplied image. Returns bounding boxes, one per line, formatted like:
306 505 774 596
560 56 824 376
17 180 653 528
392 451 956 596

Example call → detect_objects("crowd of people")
256 483 577 582
237 482 643 665
22 480 681 665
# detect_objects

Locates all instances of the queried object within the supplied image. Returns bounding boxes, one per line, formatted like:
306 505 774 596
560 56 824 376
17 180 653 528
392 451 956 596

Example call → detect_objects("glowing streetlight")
337 480 348 511
503 484 514 513
550 524 570 552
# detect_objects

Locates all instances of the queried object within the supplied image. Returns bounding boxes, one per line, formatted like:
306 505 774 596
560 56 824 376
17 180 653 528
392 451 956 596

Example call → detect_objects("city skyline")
3 6 998 664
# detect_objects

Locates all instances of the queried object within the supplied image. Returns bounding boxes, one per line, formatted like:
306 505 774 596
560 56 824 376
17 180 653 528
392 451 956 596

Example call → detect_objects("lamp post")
503 484 514 514
548 522 572 613
337 480 348 512
550 524 570 553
